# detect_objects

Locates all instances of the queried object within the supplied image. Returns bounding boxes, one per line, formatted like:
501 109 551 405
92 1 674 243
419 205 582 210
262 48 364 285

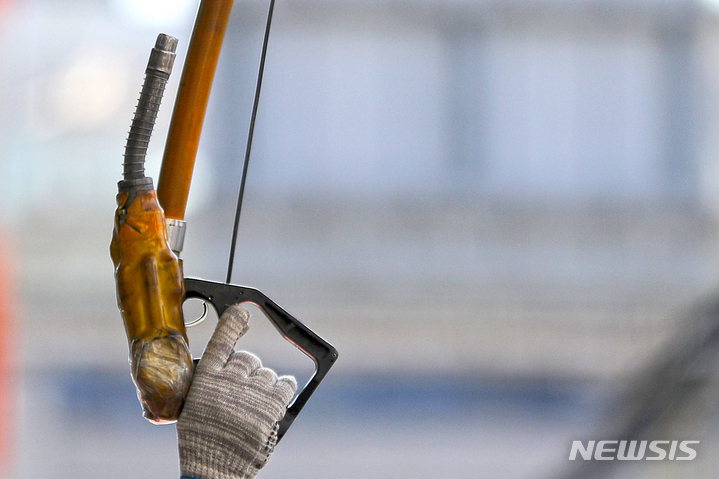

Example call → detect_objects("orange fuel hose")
157 0 235 220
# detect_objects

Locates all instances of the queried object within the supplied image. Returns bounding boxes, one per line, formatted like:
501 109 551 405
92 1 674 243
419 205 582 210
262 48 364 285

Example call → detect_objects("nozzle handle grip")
184 277 338 442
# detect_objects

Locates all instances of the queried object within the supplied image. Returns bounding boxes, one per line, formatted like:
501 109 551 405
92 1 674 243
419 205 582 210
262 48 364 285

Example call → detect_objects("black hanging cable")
226 0 276 284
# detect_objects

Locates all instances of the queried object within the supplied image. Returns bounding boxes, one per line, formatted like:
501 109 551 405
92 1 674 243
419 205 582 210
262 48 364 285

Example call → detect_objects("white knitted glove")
177 304 297 479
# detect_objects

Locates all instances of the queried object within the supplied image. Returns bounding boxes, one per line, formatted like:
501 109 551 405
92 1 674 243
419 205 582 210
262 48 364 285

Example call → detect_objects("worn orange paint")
110 190 193 423
157 0 235 220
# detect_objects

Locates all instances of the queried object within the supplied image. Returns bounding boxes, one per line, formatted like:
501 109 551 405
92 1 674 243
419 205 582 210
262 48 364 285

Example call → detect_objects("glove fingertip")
200 304 251 369
275 375 298 405
220 304 251 331
278 374 297 390
232 351 263 377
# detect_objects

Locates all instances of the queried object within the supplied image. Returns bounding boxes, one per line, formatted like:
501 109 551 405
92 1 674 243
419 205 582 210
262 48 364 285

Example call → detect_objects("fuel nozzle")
111 33 193 424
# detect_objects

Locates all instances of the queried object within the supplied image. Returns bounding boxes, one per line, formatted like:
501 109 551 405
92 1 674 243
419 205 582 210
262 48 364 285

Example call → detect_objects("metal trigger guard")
183 277 339 442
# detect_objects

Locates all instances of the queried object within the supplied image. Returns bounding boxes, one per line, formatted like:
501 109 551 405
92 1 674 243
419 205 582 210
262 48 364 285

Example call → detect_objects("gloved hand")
177 304 297 479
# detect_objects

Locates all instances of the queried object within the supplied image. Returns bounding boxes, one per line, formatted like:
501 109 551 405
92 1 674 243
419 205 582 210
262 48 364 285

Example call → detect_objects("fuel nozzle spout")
119 33 178 196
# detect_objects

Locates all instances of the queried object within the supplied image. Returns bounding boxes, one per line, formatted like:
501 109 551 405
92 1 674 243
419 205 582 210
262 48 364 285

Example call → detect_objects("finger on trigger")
200 304 250 370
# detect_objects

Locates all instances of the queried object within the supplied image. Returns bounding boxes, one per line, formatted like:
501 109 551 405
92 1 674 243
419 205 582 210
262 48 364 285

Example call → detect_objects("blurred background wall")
4 0 719 477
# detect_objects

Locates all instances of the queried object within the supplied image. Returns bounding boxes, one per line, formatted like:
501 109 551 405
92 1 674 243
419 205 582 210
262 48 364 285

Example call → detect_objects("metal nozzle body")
165 218 187 256
120 34 179 193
